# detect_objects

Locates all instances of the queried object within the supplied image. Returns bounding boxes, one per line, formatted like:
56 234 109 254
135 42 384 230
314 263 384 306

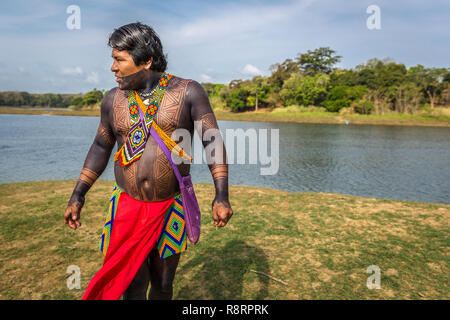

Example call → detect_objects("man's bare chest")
111 78 191 143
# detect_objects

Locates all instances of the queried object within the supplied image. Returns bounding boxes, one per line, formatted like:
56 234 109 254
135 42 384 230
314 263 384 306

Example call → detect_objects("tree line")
0 89 104 108
201 47 450 114
2 48 448 115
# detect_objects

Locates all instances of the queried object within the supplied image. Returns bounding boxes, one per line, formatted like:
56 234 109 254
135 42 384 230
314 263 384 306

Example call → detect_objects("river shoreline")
1 106 449 128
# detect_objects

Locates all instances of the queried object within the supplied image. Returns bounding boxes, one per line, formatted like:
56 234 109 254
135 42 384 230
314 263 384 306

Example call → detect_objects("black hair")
108 22 167 72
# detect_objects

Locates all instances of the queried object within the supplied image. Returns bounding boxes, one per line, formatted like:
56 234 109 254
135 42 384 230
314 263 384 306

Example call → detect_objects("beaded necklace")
136 86 157 104
114 72 174 167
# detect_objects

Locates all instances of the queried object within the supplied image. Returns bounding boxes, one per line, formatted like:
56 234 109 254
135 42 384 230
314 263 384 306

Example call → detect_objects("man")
63 22 233 300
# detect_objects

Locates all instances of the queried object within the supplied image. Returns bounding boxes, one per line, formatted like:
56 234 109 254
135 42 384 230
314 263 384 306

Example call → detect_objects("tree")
391 82 422 114
356 58 407 89
268 58 300 93
200 82 215 96
280 73 330 107
279 73 303 106
71 96 84 107
324 85 368 112
352 99 374 115
329 69 360 87
357 68 377 88
42 93 60 107
19 92 31 106
408 65 448 108
226 86 251 112
83 89 103 106
296 47 342 75
248 76 270 111
229 79 243 89
377 62 407 88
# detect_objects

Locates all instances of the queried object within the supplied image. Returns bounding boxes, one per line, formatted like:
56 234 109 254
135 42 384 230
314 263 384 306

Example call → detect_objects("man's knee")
148 251 180 299
152 277 174 294
149 277 174 299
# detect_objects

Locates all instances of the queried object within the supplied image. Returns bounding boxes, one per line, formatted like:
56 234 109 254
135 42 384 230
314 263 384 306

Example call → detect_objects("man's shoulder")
168 75 204 95
100 87 120 112
168 74 195 88
104 87 119 100
167 75 202 101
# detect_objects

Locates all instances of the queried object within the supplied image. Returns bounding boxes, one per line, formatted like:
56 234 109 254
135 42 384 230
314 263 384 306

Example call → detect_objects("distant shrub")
325 85 368 112
305 105 327 112
339 106 356 115
226 87 251 112
271 105 327 113
210 95 226 110
71 96 83 106
271 105 305 113
352 99 374 114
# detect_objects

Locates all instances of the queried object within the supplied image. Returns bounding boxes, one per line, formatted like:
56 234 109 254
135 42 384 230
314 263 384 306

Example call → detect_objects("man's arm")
64 89 117 230
188 81 233 227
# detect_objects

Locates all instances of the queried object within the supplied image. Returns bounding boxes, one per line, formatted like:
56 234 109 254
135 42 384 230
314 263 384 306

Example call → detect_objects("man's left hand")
212 198 233 228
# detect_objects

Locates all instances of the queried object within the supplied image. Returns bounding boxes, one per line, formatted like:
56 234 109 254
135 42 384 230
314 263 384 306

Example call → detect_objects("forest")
1 47 449 115
203 47 450 115
0 89 104 109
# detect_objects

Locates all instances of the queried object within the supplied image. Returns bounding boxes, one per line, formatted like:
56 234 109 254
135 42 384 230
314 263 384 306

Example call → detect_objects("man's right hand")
64 199 84 230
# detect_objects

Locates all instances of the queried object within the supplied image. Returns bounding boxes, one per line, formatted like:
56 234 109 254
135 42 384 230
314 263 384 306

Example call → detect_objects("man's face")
111 48 148 89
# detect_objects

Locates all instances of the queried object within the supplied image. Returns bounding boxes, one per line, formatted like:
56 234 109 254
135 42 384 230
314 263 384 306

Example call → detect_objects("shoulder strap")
152 121 193 163
150 124 183 185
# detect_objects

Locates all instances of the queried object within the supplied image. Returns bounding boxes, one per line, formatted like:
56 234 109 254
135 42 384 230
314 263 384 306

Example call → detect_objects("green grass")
0 107 100 117
213 109 450 127
0 180 448 299
2 106 449 127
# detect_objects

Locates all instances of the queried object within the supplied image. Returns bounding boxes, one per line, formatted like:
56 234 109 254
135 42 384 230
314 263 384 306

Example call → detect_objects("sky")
0 0 449 93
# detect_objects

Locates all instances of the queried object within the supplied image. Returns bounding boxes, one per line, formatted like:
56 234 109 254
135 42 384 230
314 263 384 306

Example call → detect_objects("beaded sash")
98 183 187 259
114 73 174 167
156 193 188 259
98 183 121 255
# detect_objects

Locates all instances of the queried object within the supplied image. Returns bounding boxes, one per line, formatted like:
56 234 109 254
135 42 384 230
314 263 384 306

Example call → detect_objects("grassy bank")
0 107 100 117
0 180 448 299
2 106 449 127
213 108 450 128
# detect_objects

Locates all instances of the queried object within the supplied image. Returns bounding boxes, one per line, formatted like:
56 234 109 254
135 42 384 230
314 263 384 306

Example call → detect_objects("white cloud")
86 72 99 85
242 64 263 77
200 73 213 82
61 66 83 76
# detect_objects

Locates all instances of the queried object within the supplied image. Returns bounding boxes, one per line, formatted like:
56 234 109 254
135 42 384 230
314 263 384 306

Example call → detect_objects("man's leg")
122 257 150 300
148 246 181 300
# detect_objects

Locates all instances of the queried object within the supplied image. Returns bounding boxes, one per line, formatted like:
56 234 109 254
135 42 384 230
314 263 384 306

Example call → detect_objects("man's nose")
111 61 118 73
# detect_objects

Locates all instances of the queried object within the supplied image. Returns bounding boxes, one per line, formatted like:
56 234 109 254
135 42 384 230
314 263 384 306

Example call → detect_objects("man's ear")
144 57 153 70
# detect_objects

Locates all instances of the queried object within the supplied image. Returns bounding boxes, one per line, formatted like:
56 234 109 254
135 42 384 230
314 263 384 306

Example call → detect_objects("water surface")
0 114 449 204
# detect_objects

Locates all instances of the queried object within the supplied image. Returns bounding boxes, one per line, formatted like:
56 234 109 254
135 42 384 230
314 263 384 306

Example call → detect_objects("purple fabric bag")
150 125 201 244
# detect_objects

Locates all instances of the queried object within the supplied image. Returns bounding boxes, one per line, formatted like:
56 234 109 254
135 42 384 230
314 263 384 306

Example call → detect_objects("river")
0 114 449 204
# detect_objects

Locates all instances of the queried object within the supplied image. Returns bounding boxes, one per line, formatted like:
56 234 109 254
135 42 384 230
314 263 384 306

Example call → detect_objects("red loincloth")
82 191 174 300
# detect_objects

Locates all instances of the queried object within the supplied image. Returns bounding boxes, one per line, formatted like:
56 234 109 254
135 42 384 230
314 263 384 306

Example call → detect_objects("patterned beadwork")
98 184 186 260
98 184 121 255
114 73 174 167
157 194 187 259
